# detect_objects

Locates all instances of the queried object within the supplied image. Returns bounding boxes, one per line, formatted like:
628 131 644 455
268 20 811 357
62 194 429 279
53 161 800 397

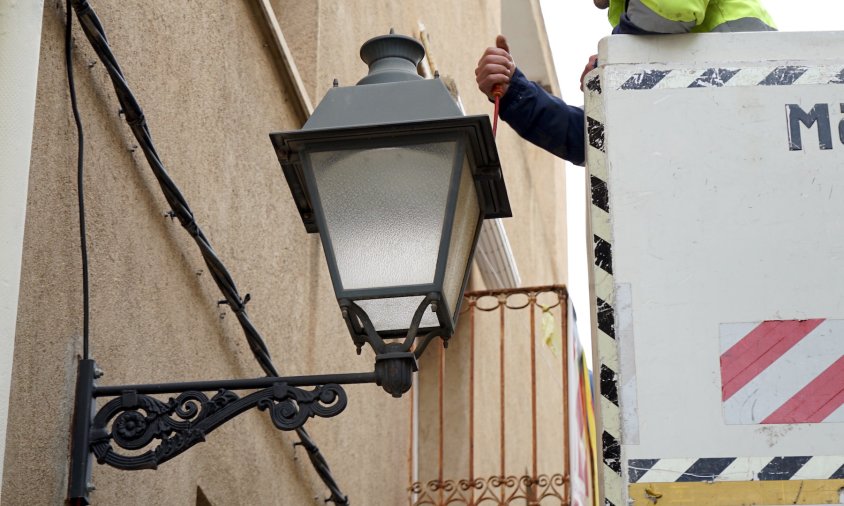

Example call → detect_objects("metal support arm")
68 360 378 504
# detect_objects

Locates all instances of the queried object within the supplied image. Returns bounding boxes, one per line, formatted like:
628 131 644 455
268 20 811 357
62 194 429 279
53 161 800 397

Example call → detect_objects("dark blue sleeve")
498 68 585 166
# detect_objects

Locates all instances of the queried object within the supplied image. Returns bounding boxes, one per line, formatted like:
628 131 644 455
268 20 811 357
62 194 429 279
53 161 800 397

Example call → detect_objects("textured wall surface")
1 1 566 504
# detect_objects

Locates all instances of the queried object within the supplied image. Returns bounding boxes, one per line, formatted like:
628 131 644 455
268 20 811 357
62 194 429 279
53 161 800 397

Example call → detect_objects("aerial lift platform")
585 30 844 506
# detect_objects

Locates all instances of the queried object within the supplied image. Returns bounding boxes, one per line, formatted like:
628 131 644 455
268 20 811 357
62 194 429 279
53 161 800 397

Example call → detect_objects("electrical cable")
71 0 274 375
66 0 90 361
66 1 348 502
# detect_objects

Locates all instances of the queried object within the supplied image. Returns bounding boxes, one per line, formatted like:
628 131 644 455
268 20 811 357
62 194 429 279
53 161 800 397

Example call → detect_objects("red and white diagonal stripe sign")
720 319 844 425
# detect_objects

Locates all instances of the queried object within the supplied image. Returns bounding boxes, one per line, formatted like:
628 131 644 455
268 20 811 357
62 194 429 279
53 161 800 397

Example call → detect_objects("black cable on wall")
65 1 348 502
66 0 90 361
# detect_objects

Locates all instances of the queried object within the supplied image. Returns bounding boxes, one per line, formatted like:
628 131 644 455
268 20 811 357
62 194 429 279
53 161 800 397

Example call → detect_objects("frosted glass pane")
309 142 457 290
442 157 480 321
357 296 440 333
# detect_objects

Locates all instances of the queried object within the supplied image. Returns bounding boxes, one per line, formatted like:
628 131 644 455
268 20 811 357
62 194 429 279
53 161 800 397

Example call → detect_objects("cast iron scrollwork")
257 382 347 431
90 382 348 470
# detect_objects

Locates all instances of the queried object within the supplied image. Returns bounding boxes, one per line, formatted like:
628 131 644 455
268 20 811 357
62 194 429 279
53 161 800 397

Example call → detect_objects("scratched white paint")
615 283 640 444
718 457 778 482
588 31 844 503
828 402 844 423
635 458 696 483
718 321 757 354
791 456 844 481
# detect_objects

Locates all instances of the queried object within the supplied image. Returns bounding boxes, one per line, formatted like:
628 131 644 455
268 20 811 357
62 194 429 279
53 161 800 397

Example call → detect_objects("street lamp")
271 33 510 397
67 31 509 504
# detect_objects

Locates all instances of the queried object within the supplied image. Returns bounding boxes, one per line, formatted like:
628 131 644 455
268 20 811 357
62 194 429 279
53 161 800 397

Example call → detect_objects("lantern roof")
270 33 511 233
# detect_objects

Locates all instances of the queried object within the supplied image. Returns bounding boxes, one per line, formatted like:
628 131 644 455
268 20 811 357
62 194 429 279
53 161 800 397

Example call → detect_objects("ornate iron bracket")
67 301 444 503
92 382 347 470
67 304 448 503
68 360 377 503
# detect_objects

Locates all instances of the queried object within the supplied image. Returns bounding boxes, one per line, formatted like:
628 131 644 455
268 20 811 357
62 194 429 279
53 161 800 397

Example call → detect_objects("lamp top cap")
357 33 426 85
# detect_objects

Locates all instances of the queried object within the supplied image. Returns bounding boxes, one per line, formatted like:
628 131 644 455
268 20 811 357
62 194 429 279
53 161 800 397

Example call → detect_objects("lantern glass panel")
356 296 440 333
308 141 457 291
442 157 480 321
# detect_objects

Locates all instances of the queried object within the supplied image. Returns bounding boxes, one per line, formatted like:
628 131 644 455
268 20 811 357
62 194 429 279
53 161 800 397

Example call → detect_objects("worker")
475 0 776 165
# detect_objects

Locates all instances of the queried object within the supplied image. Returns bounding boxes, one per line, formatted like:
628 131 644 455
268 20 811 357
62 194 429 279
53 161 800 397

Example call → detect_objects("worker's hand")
475 35 515 100
580 54 599 91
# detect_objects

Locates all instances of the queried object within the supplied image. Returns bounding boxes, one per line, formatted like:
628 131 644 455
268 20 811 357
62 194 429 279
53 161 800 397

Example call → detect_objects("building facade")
0 1 568 504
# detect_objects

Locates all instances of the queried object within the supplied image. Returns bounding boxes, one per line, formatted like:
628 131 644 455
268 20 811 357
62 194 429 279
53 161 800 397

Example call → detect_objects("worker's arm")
499 68 585 166
615 0 708 34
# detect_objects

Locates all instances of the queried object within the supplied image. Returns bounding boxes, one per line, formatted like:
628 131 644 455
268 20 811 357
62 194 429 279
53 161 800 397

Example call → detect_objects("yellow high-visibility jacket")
609 0 776 34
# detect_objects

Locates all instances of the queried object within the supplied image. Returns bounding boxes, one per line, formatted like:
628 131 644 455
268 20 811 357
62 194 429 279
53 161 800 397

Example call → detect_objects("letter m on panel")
786 103 833 151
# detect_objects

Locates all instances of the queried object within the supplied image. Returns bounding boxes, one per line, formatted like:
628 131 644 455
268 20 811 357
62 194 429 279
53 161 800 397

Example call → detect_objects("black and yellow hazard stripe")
585 71 625 506
614 65 844 91
629 456 844 483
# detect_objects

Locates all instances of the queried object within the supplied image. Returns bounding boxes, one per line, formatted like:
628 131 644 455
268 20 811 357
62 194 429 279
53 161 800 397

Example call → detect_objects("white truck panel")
586 31 844 506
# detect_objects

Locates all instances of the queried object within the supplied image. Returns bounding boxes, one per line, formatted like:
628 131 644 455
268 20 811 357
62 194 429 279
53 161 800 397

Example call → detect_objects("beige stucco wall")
1 1 567 505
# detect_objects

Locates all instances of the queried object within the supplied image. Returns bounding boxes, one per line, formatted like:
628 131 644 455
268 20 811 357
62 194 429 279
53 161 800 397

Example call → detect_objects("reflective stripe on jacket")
609 0 776 34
